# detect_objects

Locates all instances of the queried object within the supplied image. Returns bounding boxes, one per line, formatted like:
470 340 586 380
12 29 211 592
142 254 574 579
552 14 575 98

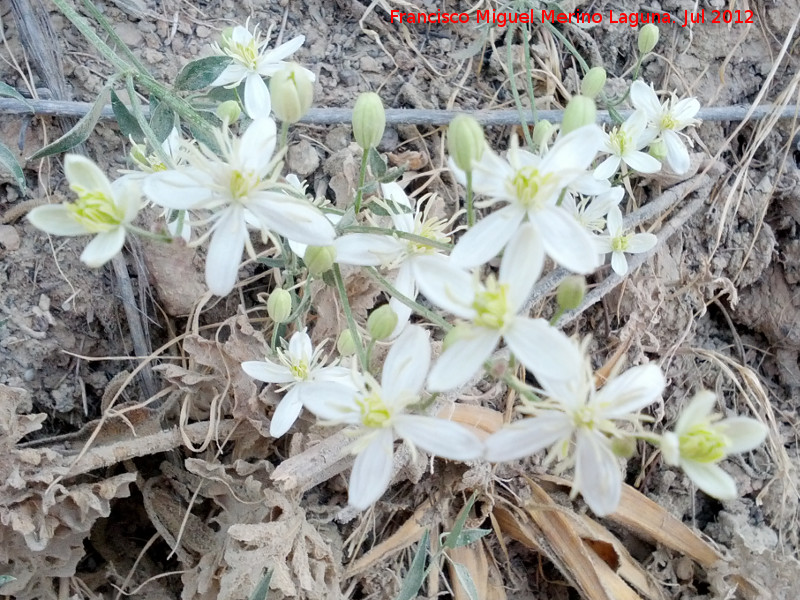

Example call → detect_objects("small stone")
115 21 143 47
325 126 351 152
377 127 399 153
195 25 211 38
359 56 382 73
338 68 358 87
143 49 164 64
0 225 20 251
287 139 320 177
38 295 50 312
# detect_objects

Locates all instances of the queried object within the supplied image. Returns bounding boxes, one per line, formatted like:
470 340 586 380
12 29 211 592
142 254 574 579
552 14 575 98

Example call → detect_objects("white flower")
210 21 313 118
449 125 604 273
418 222 582 392
485 341 666 516
630 81 700 174
27 155 141 268
300 326 484 509
143 118 335 296
594 111 662 179
563 186 624 235
334 182 452 337
595 206 657 276
661 390 767 500
242 331 353 437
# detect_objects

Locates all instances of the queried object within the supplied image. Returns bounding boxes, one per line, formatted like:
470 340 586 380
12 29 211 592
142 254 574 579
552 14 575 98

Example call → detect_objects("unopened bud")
367 305 398 341
648 138 667 161
336 329 357 356
304 245 336 276
638 24 660 54
352 92 386 150
556 276 586 311
216 100 242 123
611 436 637 458
532 120 555 151
561 95 597 135
448 115 485 173
269 63 314 124
267 288 292 323
581 67 607 99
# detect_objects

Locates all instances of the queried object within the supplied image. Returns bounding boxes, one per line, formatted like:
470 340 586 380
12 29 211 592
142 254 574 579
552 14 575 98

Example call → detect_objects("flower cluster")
24 19 766 519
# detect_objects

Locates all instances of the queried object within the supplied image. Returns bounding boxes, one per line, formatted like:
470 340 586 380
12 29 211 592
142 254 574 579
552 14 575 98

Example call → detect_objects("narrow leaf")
149 99 176 144
394 529 429 600
0 141 26 193
452 562 480 600
368 147 387 177
28 87 109 160
111 90 144 141
443 492 479 550
378 166 407 184
451 528 491 548
175 56 233 91
0 82 33 110
248 569 273 600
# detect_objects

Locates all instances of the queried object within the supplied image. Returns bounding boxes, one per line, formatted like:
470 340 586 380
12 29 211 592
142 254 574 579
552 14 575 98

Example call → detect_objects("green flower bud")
267 288 292 323
556 276 586 311
648 138 668 161
638 24 660 54
561 95 597 135
336 329 357 356
269 63 314 124
303 245 336 276
447 115 485 173
367 305 398 341
442 323 474 352
532 120 555 151
581 67 607 99
219 27 234 50
216 100 242 123
352 92 386 150
611 436 637 458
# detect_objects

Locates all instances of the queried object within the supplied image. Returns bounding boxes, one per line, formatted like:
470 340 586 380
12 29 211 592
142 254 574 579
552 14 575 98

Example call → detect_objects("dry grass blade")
447 542 493 600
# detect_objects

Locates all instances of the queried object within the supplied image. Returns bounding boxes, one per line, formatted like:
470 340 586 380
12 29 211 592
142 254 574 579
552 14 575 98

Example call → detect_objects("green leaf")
188 112 222 154
378 165 406 183
257 257 288 269
451 562 480 600
248 569 273 600
368 147 387 177
149 99 176 144
111 89 144 142
175 56 233 91
0 575 15 587
365 197 413 217
394 529 429 600
450 528 491 548
0 82 33 110
0 141 26 193
443 492 479 550
204 85 240 104
28 87 109 160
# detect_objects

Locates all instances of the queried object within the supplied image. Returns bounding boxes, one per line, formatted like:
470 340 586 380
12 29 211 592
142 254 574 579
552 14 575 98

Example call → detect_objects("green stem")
365 267 451 330
506 22 535 148
126 75 173 167
549 307 565 326
354 149 369 213
521 22 538 124
466 171 475 227
332 264 368 370
341 226 453 252
270 322 281 352
81 0 150 75
126 225 172 242
541 20 590 73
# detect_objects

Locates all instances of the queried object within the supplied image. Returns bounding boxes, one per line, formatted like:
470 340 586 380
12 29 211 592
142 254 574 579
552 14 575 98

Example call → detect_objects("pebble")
288 139 320 177
0 225 20 251
196 25 212 38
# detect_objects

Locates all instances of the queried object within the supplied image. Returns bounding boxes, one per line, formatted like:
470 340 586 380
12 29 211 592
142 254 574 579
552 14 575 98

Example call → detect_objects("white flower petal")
27 205 89 236
242 359 294 384
662 130 690 174
484 412 573 462
537 206 601 274
333 234 404 266
542 125 604 172
606 205 623 234
288 331 313 362
247 194 336 245
413 255 475 319
717 418 767 454
595 364 665 418
211 63 249 87
143 169 214 209
611 251 628 276
239 118 277 176
64 154 113 198
675 391 717 435
450 205 524 269
80 228 126 267
594 156 621 180
574 430 622 516
681 460 737 500
205 205 246 296
394 414 484 460
381 325 430 403
672 97 700 125
427 328 501 392
269 387 304 437
348 428 395 510
630 81 662 118
623 151 662 174
260 35 305 66
381 182 414 233
504 317 583 383
499 222 544 313
387 263 416 339
244 71 271 118
301 382 361 422
470 149 516 199
626 233 657 253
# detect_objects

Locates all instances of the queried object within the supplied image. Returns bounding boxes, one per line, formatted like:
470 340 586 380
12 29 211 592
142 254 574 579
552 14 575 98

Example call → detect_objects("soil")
1 0 799 599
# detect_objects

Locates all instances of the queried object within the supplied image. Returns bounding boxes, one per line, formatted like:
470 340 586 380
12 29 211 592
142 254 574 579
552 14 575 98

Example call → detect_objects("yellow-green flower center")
357 392 392 428
289 359 309 381
660 113 678 131
229 169 258 201
679 425 727 463
67 188 123 233
609 127 632 155
409 217 450 255
611 234 631 253
472 276 510 330
510 166 552 210
225 38 259 71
